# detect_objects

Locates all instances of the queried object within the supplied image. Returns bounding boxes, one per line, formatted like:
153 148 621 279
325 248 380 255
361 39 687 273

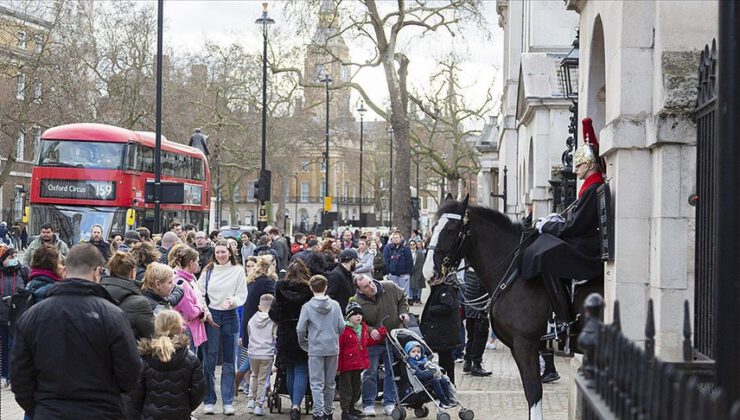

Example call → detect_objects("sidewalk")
1 342 570 419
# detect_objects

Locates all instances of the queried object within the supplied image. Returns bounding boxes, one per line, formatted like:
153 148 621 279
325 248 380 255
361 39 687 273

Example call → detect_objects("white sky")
162 0 504 124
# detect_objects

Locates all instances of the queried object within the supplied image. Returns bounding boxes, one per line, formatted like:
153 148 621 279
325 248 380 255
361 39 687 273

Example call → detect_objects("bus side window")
141 147 154 173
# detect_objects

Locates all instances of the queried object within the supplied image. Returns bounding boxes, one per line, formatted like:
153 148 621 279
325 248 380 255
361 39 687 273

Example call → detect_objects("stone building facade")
566 0 717 360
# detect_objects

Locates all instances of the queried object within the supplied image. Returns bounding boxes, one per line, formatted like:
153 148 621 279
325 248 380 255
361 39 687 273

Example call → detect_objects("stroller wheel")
392 407 407 420
414 406 430 418
436 413 451 420
458 409 474 420
275 393 282 413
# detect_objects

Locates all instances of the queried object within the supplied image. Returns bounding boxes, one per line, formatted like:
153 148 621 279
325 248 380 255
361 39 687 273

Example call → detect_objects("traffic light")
254 169 272 202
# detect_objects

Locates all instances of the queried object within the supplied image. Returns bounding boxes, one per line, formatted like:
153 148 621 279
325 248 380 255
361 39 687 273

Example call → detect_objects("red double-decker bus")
29 123 211 245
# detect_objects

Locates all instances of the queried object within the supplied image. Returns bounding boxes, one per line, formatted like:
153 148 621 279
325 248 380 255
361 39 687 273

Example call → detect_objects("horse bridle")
428 210 471 281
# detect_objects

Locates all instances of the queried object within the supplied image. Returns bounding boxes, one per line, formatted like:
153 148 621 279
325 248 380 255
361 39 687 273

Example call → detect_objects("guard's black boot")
540 275 570 340
540 349 560 383
342 411 360 420
463 360 472 373
470 362 492 377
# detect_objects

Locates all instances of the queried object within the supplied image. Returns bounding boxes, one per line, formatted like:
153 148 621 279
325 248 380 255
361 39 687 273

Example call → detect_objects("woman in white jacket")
198 240 248 416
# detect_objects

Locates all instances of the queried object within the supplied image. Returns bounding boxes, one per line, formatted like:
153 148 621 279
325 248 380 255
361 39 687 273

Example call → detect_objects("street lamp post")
387 127 394 227
255 2 274 231
320 69 332 227
357 101 367 226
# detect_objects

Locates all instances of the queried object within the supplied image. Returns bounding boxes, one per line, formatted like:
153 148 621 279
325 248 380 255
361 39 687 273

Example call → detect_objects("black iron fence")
693 40 717 360
576 293 733 419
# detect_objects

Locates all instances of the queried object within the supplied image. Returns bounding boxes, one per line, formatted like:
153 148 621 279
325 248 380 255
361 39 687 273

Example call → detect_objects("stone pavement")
0 342 570 419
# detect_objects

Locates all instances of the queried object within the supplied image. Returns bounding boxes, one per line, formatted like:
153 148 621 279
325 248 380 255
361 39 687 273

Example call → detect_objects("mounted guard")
521 117 606 339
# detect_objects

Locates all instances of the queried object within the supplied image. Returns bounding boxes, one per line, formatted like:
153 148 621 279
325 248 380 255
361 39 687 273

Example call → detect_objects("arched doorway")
587 16 607 141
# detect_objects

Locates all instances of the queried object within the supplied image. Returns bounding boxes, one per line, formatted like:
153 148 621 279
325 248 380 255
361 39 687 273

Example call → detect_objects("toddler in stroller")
404 341 457 408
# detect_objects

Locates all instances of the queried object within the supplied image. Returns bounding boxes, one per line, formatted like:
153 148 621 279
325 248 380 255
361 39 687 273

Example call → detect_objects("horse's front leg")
511 337 544 420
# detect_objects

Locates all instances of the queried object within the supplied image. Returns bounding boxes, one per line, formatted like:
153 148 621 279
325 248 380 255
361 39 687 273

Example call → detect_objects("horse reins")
436 199 581 312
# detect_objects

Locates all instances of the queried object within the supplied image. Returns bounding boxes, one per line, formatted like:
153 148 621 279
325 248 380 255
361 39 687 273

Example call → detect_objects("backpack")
9 288 34 327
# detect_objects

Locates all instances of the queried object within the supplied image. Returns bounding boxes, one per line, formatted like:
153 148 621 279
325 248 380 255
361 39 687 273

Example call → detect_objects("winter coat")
268 280 312 364
22 234 70 266
355 250 373 275
354 280 409 335
327 263 354 315
11 279 141 418
25 268 62 303
296 296 345 356
290 242 304 255
409 249 427 291
142 289 173 314
240 242 255 264
292 250 328 276
337 321 385 373
195 245 213 278
173 269 207 348
271 236 291 272
420 283 462 352
0 263 29 323
88 238 112 262
100 275 155 340
241 275 275 342
372 251 387 281
130 335 205 420
383 242 414 276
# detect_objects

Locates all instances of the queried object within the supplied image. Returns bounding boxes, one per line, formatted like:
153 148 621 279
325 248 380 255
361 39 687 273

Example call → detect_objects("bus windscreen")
37 140 126 170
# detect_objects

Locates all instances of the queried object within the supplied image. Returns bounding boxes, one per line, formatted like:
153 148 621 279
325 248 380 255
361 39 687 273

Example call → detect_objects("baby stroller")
385 328 475 420
266 362 313 415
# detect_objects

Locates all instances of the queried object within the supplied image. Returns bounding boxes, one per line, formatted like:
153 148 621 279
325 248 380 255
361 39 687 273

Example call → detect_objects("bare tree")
409 58 495 197
279 0 485 234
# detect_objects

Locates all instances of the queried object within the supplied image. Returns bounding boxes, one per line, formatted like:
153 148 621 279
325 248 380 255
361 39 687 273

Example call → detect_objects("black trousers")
436 350 455 385
464 317 489 364
338 370 361 411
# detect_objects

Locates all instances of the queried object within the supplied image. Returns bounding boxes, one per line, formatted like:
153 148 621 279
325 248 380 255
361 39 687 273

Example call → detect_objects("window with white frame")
17 31 26 49
34 34 43 53
247 180 256 201
16 74 25 100
17 129 25 160
33 79 41 101
300 182 309 202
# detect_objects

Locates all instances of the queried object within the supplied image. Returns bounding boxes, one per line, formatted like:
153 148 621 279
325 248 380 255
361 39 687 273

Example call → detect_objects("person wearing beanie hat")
0 244 29 386
337 300 384 420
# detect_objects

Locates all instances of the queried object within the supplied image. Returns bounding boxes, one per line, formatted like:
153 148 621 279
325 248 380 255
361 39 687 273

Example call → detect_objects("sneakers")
203 404 215 415
254 405 266 416
363 406 377 417
383 404 395 416
247 399 256 410
440 401 456 409
223 404 236 416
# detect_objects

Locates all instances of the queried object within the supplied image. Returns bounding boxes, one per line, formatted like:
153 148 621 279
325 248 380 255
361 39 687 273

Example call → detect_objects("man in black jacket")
462 267 492 377
88 224 111 261
11 243 141 419
327 248 358 315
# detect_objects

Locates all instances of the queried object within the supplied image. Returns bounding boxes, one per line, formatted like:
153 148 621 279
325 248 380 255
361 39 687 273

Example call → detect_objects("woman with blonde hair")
141 263 180 314
198 240 248 415
131 310 205 419
168 244 209 351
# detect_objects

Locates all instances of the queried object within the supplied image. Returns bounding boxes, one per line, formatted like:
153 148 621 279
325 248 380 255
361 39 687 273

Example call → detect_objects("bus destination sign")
40 179 117 201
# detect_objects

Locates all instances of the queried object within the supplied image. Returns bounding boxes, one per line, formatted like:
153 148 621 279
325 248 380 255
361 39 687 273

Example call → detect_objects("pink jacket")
173 268 207 347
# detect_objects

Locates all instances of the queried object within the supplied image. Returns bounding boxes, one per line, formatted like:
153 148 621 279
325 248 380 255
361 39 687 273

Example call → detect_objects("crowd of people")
1 221 506 420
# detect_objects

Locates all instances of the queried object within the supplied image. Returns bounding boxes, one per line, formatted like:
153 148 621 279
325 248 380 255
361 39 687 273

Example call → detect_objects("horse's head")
422 193 470 283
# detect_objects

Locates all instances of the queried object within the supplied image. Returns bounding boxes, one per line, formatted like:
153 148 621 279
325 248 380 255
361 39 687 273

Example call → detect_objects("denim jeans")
204 308 239 405
361 344 396 408
286 361 309 406
388 274 410 296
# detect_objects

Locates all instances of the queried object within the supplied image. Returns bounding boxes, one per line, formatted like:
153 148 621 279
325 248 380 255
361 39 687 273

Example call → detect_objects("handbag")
204 268 212 307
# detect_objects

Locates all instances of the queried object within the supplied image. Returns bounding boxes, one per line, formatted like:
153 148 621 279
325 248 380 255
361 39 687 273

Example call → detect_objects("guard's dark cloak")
521 174 604 280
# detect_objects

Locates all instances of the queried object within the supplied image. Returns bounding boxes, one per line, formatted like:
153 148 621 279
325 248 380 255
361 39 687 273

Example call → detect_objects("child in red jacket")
338 301 385 420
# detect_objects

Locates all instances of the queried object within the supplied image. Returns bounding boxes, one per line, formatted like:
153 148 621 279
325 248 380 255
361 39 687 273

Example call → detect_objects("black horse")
422 195 603 420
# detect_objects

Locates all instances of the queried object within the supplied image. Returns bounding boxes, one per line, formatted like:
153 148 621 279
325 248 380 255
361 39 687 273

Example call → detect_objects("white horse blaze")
530 400 543 420
422 216 449 281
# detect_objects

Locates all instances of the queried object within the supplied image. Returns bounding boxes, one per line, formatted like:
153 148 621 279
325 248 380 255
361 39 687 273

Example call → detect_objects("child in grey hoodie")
297 275 345 420
247 294 276 416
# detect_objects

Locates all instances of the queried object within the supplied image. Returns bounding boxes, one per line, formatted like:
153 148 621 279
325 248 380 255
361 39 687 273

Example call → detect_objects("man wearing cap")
117 230 141 253
328 249 359 315
22 223 69 266
521 117 606 337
